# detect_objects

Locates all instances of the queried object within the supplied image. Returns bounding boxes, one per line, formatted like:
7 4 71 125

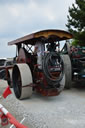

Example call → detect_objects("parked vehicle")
0 59 13 80
61 43 85 88
8 29 73 99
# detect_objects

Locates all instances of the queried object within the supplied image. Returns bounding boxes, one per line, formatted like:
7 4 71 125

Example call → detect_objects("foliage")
71 39 78 46
66 0 85 46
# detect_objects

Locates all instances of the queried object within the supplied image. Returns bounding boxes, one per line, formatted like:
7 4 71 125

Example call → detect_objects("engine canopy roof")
8 29 73 46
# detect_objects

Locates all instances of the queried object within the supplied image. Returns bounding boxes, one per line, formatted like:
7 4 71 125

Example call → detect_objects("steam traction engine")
8 29 73 99
61 43 85 88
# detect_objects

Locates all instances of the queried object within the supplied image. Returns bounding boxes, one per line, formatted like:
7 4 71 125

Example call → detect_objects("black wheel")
61 55 72 89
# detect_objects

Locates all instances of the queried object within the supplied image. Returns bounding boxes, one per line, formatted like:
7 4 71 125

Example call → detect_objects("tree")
71 39 78 46
66 0 85 46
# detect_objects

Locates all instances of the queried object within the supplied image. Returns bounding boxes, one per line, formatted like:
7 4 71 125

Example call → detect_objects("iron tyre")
12 63 33 100
61 55 72 89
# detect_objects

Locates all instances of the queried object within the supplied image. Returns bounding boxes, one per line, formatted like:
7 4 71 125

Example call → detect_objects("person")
34 41 45 69
47 42 56 52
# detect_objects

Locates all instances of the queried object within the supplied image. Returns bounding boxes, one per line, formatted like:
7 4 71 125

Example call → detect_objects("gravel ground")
0 80 85 128
0 80 33 128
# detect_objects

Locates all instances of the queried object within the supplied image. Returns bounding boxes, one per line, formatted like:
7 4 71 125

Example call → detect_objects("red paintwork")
35 71 59 96
36 86 60 96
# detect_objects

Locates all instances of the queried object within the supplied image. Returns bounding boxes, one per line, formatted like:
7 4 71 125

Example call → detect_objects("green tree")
71 39 78 46
66 0 85 46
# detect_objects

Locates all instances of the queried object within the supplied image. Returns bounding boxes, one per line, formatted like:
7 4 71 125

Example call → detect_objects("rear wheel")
12 63 33 99
65 42 71 55
57 73 65 93
61 55 72 89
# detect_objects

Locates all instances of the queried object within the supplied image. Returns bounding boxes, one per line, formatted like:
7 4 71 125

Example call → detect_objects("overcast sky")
0 0 75 58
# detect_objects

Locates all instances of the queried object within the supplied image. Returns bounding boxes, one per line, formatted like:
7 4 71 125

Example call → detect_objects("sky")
0 0 75 58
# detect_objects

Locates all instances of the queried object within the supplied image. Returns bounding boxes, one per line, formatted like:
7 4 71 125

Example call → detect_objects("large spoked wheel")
12 64 33 100
61 55 72 89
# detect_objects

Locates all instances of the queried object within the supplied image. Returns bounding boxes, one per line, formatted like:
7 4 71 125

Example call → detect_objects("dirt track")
0 80 85 128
